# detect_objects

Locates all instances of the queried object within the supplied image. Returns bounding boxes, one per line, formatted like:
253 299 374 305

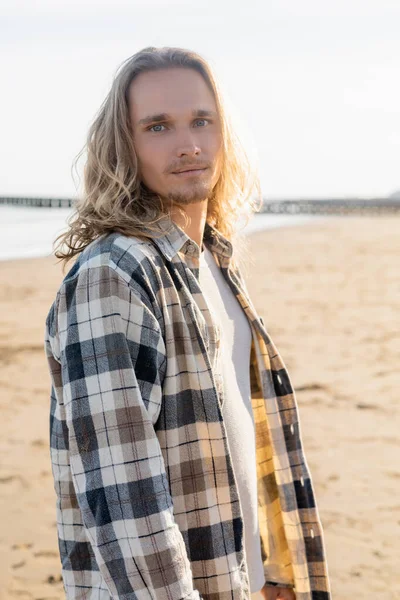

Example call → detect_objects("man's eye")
148 124 166 132
147 119 210 132
194 119 209 127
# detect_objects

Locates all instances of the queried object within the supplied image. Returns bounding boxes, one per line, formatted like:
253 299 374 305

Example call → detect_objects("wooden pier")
0 196 399 214
260 198 400 215
0 196 75 208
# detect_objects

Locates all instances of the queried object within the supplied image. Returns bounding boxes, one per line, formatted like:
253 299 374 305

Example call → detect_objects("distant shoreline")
0 207 327 262
1 202 398 262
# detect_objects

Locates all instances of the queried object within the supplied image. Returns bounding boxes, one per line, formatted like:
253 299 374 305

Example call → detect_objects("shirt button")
186 243 196 254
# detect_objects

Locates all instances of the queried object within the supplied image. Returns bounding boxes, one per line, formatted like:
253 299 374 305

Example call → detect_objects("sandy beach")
0 216 399 599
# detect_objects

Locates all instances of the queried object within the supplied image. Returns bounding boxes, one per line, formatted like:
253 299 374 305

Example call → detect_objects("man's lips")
172 168 208 176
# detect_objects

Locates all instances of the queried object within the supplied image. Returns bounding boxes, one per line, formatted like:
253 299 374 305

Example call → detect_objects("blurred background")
0 1 399 598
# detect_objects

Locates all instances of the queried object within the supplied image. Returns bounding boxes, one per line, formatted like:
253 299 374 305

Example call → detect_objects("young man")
44 47 331 600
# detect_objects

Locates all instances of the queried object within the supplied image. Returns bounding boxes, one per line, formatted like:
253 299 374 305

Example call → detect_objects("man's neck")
169 199 208 252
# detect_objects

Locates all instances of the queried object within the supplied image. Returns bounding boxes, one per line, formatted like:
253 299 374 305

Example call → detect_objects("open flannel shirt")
44 214 331 600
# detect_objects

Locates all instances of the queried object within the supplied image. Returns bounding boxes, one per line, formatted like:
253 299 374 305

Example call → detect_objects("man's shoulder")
45 232 163 334
62 231 163 289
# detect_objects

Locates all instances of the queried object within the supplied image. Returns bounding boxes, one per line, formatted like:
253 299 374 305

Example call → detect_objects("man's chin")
165 185 211 206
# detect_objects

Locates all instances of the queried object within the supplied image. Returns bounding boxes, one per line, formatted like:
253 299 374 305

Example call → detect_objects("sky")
1 0 399 200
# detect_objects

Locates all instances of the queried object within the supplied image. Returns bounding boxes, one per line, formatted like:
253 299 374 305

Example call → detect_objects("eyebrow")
137 109 217 127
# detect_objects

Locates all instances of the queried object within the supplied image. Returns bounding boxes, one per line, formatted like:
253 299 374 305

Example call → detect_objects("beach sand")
0 216 399 599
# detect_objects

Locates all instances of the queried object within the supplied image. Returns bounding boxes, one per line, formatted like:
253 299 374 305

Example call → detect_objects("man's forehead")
130 67 205 89
128 68 217 117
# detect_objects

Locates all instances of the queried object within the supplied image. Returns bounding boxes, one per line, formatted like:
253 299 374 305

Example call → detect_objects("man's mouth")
172 168 208 176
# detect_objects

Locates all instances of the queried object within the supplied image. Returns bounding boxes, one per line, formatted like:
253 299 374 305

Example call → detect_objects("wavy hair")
54 46 262 273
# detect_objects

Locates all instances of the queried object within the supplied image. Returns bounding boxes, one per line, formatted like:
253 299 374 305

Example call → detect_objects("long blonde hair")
54 46 262 272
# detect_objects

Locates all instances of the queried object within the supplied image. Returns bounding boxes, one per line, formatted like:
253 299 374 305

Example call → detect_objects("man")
44 47 331 600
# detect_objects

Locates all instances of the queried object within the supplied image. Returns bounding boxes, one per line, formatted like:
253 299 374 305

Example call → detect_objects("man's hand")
260 583 296 600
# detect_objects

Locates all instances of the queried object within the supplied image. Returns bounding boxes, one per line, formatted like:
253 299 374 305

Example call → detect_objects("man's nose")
175 131 201 156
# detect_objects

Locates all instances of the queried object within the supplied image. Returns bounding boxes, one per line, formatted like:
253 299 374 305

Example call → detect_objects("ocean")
0 205 326 261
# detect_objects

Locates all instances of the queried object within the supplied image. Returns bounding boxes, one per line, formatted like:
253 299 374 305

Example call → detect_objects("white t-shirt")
198 245 265 594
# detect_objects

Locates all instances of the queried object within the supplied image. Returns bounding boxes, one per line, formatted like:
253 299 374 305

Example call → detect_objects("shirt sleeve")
47 264 203 600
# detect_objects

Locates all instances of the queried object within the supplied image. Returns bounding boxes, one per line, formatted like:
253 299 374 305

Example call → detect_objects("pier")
0 196 399 214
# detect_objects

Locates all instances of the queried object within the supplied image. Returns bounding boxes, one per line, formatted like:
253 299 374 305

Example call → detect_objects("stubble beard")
165 179 213 206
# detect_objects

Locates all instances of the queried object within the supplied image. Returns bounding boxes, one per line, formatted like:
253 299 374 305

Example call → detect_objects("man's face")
128 67 223 207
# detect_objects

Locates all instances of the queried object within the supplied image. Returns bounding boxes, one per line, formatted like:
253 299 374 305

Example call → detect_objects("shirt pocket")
186 298 223 370
184 300 211 355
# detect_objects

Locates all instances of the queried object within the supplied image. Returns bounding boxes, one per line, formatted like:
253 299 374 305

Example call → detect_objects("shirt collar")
147 213 233 262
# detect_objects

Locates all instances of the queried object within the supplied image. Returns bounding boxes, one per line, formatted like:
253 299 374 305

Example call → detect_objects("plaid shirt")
44 214 331 600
